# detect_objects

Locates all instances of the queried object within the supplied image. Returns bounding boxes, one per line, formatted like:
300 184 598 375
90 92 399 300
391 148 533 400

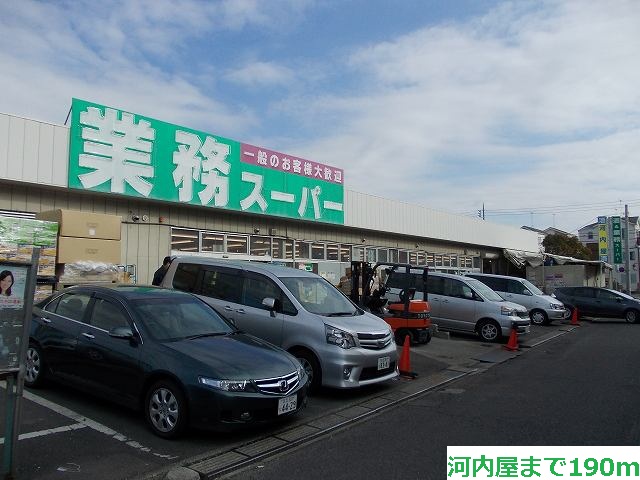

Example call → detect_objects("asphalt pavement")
0 321 579 479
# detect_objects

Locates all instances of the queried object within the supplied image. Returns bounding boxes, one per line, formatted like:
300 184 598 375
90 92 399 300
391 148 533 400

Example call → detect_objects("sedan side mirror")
109 326 134 339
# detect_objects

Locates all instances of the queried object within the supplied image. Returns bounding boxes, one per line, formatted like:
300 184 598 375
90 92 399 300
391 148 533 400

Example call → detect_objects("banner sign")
68 99 344 224
0 265 28 370
612 216 622 264
597 217 608 263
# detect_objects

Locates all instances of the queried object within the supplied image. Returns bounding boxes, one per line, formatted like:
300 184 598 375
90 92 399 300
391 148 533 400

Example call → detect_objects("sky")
1 0 640 234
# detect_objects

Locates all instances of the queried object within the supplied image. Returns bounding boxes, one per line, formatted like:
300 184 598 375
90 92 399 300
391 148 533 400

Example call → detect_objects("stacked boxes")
0 216 59 302
35 209 122 264
0 216 58 276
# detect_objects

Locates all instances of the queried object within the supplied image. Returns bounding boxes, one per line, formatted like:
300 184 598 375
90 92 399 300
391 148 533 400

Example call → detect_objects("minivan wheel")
145 380 187 439
294 350 321 392
530 309 549 326
477 320 501 343
625 309 639 324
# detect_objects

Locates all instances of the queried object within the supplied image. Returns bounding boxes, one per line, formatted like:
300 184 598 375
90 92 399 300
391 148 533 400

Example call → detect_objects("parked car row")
26 256 640 440
26 257 399 439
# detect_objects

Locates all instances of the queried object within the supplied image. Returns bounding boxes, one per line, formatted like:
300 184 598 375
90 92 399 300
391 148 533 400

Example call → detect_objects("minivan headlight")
325 325 357 349
199 377 257 392
500 306 516 316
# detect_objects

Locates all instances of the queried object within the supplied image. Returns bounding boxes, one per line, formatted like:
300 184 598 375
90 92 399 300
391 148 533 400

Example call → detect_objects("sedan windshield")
280 276 360 316
131 297 234 341
465 278 504 302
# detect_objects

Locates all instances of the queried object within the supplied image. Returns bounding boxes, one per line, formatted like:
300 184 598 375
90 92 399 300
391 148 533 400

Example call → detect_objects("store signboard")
68 99 344 224
598 217 608 263
612 216 623 264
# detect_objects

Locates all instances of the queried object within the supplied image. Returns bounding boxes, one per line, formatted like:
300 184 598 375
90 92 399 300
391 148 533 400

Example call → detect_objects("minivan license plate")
377 356 390 370
278 394 297 415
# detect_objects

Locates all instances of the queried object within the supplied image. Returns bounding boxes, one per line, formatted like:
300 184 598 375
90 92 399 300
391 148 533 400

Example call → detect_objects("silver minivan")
385 271 530 342
465 273 566 325
161 257 398 390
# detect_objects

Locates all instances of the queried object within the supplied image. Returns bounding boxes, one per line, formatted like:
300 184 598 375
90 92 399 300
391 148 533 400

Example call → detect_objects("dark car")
25 285 308 438
553 286 640 323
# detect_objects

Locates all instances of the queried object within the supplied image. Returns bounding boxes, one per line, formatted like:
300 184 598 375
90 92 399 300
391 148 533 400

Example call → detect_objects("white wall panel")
0 113 68 187
346 190 539 252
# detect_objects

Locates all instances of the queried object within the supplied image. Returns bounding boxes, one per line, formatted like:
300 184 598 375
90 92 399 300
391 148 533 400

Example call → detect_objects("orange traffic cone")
399 334 417 379
570 306 580 326
504 326 519 351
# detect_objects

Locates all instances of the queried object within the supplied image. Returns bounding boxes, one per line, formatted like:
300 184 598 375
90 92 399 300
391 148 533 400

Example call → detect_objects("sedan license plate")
278 394 297 415
377 356 390 370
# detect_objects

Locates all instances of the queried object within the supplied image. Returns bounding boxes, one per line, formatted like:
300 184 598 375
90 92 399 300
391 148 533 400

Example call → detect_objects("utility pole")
625 204 631 293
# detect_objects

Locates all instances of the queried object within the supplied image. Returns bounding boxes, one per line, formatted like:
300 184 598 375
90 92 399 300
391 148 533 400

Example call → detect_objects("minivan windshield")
465 278 504 302
521 279 544 295
280 276 360 316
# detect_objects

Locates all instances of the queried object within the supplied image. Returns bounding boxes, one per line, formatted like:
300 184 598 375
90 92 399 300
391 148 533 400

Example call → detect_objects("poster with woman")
0 267 27 310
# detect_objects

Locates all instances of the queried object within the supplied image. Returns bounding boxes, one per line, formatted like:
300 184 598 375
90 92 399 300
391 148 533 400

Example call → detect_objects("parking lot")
0 320 580 480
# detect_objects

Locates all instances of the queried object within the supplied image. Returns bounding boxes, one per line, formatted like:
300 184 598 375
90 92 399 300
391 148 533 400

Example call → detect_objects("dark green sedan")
26 285 308 438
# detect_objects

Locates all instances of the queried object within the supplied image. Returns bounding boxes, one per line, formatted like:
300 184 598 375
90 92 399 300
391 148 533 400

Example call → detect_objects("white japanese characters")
78 107 155 196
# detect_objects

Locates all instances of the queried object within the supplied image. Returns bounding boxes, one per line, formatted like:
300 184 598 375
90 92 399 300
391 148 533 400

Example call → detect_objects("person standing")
152 257 172 286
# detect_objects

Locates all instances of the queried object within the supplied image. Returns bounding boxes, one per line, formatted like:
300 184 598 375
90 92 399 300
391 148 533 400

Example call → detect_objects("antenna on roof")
64 104 72 126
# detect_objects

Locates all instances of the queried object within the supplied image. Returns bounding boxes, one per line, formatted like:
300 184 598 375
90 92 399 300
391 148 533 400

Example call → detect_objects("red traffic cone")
399 334 417 379
570 306 580 326
504 326 519 351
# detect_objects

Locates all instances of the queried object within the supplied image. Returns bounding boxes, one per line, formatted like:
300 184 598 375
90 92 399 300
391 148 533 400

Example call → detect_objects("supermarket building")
0 99 538 284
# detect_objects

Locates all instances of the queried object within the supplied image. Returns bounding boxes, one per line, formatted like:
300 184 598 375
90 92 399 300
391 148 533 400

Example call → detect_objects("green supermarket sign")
68 99 344 224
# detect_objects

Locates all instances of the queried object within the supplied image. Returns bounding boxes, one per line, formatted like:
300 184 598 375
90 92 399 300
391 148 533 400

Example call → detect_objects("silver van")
465 273 566 325
385 271 530 342
161 257 398 390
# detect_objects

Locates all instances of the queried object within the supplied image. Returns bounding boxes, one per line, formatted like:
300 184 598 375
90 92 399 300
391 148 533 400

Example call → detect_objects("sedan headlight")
198 377 257 392
501 306 516 316
325 325 357 349
549 303 564 310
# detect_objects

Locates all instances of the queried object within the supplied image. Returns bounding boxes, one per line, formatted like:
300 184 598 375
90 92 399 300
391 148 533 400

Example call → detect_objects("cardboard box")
57 236 121 264
36 210 121 240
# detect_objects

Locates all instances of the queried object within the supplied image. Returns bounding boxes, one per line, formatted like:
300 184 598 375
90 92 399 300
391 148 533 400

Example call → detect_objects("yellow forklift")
349 261 433 345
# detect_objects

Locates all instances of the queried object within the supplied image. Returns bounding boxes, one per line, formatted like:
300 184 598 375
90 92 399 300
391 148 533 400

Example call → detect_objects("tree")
542 233 592 260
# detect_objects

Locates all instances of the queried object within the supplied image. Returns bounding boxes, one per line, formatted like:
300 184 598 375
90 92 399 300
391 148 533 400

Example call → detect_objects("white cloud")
283 0 640 232
225 61 295 87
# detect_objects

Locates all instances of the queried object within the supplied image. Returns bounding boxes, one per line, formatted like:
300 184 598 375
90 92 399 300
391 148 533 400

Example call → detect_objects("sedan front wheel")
145 380 188 439
625 309 639 324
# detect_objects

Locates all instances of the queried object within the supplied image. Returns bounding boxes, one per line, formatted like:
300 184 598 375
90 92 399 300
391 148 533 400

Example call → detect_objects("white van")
385 271 530 342
161 256 398 391
465 273 566 325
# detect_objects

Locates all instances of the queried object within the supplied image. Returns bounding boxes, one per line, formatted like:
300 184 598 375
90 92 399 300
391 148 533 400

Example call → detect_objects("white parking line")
0 382 179 460
0 423 87 445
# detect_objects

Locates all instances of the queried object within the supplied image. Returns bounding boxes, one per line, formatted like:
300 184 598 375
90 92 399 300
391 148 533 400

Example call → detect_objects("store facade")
0 100 539 284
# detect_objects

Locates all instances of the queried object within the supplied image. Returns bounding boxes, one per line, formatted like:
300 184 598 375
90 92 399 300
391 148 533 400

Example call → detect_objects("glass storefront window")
296 241 310 259
227 234 248 254
399 250 408 264
171 228 199 252
426 253 435 267
326 244 339 261
450 255 458 267
443 255 451 267
366 248 377 263
251 236 271 256
353 247 365 262
311 243 325 260
389 249 398 263
378 248 388 263
409 251 418 265
201 231 223 252
272 238 284 259
284 239 294 259
340 244 351 262
435 254 443 267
